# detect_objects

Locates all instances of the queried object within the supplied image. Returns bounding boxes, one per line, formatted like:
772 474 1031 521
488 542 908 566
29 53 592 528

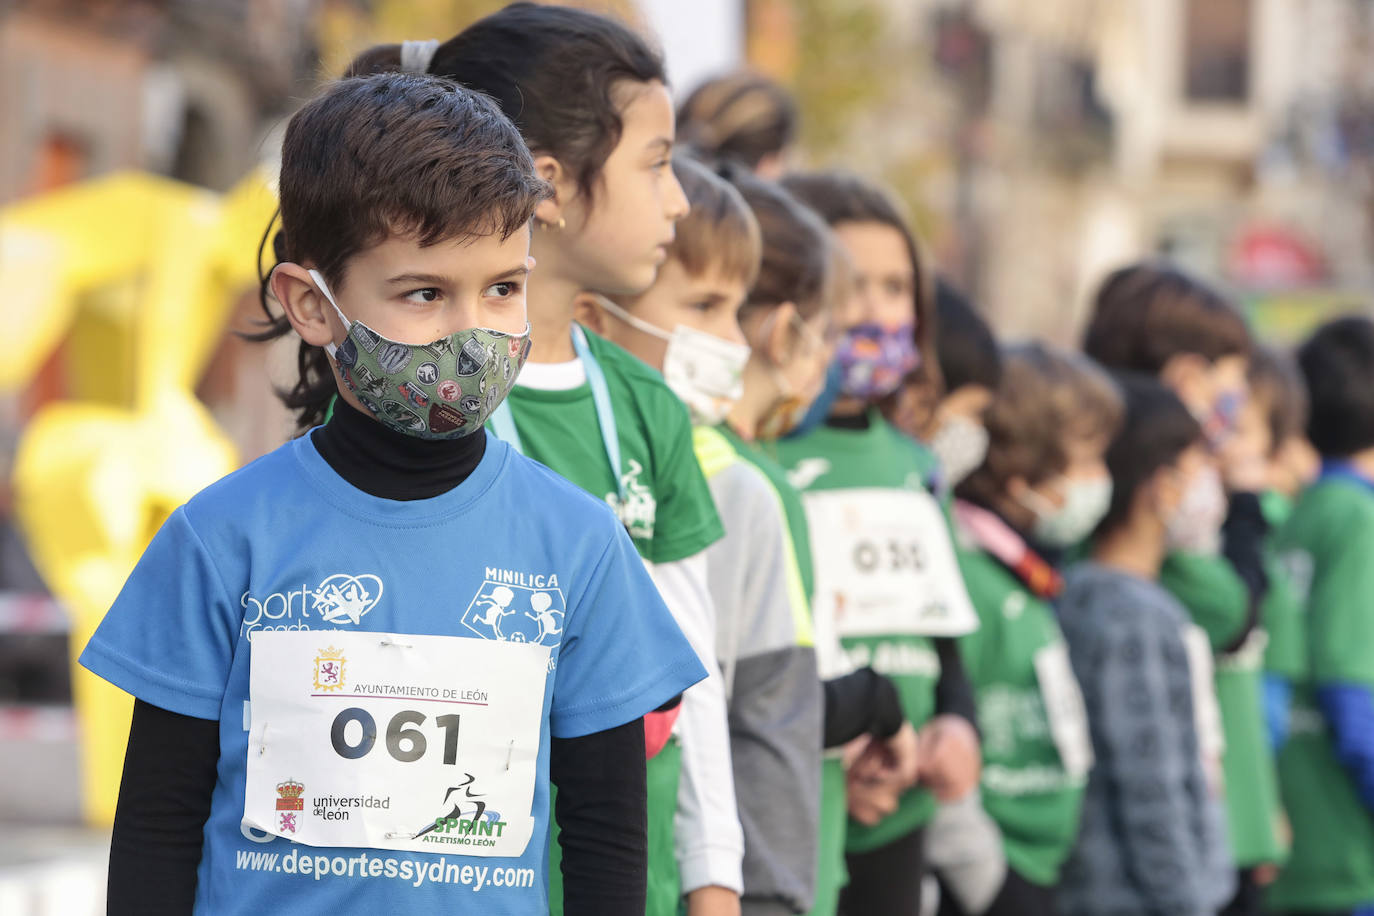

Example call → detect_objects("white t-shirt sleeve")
645 552 745 895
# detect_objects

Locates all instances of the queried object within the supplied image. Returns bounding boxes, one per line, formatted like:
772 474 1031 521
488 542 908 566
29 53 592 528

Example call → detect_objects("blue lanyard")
488 325 626 501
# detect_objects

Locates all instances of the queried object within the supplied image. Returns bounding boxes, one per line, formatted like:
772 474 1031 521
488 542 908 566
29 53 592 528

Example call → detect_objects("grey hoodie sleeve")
705 461 823 914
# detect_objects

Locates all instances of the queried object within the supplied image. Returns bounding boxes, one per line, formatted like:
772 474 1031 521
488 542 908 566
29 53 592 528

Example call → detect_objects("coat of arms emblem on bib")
313 646 347 692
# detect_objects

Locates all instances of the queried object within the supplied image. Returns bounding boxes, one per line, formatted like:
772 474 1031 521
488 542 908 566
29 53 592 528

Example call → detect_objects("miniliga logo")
461 575 564 647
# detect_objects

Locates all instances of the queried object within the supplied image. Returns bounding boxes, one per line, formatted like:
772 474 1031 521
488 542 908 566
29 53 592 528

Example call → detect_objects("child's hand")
847 721 920 788
846 770 902 826
841 733 876 773
685 885 740 916
916 715 982 802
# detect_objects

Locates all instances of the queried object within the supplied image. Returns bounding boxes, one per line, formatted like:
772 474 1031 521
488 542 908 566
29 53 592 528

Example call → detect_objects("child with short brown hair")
942 343 1120 916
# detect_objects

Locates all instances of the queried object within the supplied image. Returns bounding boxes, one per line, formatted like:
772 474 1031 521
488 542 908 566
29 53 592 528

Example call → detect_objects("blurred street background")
2 0 1372 912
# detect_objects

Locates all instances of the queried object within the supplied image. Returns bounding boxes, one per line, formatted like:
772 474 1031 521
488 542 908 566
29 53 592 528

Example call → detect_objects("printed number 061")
331 707 461 765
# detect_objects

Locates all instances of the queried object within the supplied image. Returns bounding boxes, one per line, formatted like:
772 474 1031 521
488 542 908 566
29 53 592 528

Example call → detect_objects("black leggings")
1221 867 1263 916
839 828 926 916
936 867 1056 916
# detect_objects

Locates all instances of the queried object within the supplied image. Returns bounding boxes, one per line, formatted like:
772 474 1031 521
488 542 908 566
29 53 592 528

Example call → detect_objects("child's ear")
1146 465 1185 524
572 292 609 336
271 263 336 349
763 302 801 364
532 154 576 228
1160 352 1211 414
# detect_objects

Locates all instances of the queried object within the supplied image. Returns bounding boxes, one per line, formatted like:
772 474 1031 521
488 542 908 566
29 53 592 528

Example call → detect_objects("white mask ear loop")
400 39 440 73
306 268 352 358
1016 478 1063 519
589 293 672 343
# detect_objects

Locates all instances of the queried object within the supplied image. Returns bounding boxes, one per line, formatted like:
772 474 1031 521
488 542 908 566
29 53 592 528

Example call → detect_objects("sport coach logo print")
461 572 565 647
313 574 384 625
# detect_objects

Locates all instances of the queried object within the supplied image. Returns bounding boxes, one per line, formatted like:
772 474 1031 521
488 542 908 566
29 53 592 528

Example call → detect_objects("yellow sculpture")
0 169 277 824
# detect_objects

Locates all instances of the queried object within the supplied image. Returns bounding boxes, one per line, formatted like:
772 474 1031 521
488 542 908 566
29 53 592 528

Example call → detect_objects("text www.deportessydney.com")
234 848 536 891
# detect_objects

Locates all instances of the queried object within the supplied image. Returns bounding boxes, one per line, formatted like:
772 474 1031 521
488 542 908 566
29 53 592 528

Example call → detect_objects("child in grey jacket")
1058 374 1234 916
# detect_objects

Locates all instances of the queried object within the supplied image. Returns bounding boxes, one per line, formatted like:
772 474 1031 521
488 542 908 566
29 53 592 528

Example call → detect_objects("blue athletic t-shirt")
80 430 705 914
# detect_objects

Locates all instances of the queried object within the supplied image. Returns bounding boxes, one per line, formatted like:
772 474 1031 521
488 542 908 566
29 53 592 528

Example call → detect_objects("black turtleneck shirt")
107 399 648 914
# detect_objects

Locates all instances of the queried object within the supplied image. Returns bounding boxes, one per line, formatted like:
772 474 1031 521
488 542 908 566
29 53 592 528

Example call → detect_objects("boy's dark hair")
719 164 831 320
935 279 1001 393
959 344 1122 508
670 156 762 289
1248 344 1309 457
1298 315 1374 458
780 170 940 394
253 72 548 432
1083 262 1252 373
676 71 798 171
1096 373 1205 536
347 3 666 204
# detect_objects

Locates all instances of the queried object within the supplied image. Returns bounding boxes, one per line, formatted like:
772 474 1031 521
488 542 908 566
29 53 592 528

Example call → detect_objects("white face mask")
929 415 990 489
592 294 750 426
1019 475 1114 548
1165 465 1228 555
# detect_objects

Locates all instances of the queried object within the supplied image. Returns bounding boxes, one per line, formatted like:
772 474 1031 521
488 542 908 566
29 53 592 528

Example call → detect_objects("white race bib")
805 488 979 676
1182 624 1226 779
1033 641 1093 780
244 630 549 857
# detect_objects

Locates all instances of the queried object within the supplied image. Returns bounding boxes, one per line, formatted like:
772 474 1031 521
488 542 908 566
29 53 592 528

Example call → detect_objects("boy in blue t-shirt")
80 73 705 915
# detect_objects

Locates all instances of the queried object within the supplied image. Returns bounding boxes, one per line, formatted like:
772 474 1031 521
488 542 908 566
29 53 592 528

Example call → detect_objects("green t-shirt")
1159 552 1249 651
775 415 976 851
499 328 724 563
1269 477 1374 911
956 547 1086 886
1160 552 1285 867
1261 491 1307 682
502 330 720 914
808 758 848 916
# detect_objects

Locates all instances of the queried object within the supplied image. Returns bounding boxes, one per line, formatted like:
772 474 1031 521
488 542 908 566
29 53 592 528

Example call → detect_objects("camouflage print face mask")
309 269 532 440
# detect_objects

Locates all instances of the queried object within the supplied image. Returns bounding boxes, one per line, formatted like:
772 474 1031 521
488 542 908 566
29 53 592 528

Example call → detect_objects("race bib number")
805 489 978 675
1182 625 1226 773
244 630 549 857
1033 641 1093 779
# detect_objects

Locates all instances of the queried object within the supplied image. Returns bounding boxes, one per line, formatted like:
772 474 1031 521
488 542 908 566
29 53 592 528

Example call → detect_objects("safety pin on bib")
379 637 413 649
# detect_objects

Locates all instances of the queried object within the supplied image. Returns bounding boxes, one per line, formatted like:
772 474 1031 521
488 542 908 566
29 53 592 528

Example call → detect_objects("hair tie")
400 39 439 74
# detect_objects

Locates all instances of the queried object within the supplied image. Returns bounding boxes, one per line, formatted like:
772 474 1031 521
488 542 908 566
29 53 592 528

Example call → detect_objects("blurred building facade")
1 0 316 202
761 0 1374 341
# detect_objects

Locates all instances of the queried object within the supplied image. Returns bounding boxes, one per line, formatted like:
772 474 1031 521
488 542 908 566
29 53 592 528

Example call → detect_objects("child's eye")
690 300 714 313
651 159 671 172
405 288 442 303
485 281 520 298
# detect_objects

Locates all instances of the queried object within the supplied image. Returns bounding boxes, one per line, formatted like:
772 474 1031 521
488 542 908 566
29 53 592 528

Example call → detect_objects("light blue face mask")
785 359 845 440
